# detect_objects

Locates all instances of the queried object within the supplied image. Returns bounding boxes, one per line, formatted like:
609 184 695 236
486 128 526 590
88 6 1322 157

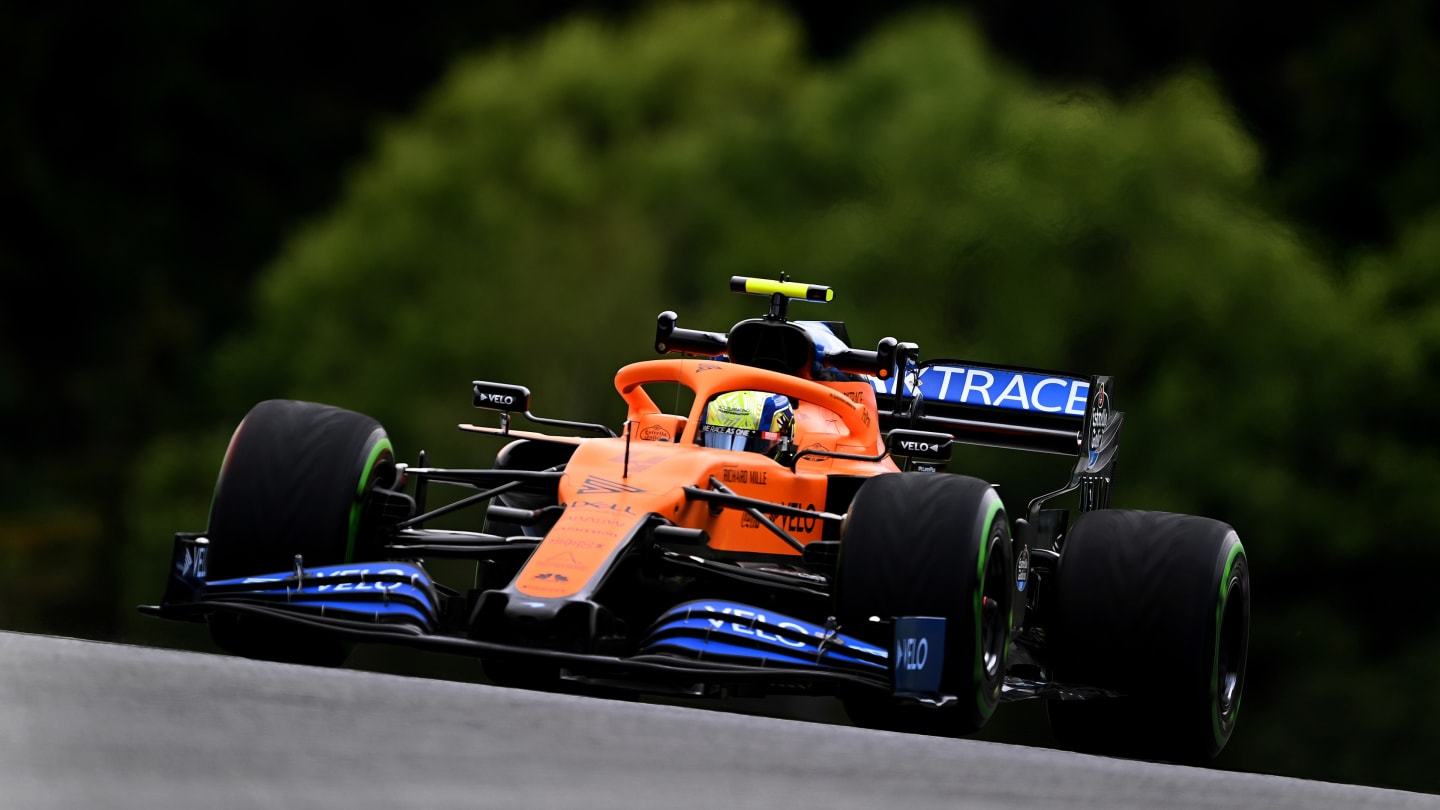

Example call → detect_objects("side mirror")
471 381 616 437
472 381 531 413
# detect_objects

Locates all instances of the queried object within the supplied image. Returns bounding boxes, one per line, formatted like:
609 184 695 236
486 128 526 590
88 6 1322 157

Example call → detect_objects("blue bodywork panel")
175 543 441 631
891 616 947 697
641 600 890 673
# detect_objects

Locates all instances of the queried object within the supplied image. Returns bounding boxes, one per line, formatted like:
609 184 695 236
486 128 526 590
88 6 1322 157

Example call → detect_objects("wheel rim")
1215 570 1248 727
979 533 1009 679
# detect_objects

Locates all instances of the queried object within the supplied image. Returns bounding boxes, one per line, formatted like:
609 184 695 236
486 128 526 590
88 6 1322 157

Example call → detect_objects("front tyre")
204 399 396 666
1047 510 1250 762
836 474 1012 736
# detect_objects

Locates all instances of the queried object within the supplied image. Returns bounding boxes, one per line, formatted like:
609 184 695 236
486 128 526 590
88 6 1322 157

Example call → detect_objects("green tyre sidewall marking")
1211 535 1245 748
973 491 1005 719
345 435 393 564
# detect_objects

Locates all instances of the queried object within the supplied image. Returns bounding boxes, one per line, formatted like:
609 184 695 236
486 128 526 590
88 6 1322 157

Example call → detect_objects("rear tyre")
204 399 396 667
836 474 1012 736
1046 509 1250 762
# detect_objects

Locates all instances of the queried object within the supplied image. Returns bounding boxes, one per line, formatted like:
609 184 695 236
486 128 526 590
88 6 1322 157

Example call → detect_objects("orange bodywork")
510 359 899 599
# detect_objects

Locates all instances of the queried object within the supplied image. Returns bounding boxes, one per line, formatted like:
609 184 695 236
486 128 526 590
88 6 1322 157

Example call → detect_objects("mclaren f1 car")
142 276 1250 762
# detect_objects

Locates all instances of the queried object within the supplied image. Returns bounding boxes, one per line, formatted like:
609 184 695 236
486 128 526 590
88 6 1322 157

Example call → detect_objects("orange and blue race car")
143 276 1250 763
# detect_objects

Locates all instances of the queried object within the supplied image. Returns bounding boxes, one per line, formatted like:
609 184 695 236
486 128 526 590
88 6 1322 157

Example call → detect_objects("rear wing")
873 360 1111 455
872 358 1123 507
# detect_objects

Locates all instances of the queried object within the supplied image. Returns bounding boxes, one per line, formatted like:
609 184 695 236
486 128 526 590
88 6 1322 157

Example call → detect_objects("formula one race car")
142 276 1250 762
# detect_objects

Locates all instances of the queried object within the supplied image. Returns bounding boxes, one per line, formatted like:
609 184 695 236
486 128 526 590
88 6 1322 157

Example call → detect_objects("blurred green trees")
105 1 1440 792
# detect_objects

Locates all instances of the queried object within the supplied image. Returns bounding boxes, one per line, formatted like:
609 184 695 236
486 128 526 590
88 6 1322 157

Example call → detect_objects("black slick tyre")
836 473 1012 736
1046 509 1250 762
204 399 396 667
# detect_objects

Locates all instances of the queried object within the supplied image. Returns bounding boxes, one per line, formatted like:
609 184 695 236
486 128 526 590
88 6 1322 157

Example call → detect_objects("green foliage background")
28 1 1440 792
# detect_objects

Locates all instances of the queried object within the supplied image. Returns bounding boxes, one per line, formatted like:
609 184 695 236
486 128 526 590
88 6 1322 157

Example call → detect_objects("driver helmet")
698 390 794 459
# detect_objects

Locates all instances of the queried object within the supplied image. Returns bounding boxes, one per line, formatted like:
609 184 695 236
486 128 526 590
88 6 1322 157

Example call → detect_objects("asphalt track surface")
1 632 1435 810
